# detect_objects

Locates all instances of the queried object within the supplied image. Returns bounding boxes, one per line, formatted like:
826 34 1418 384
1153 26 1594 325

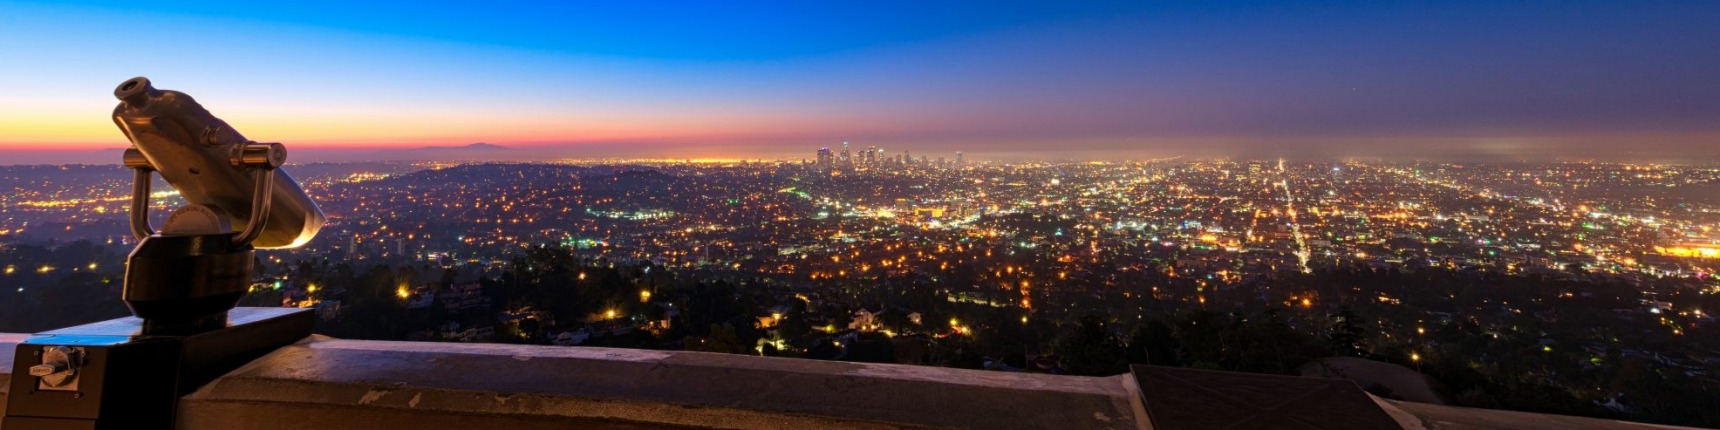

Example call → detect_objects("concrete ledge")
0 334 22 421
4 332 1705 430
1374 397 1706 430
178 335 1142 430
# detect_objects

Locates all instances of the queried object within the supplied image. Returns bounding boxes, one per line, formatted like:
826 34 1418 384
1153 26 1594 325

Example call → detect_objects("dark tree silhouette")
1056 315 1126 376
1326 307 1367 357
1126 319 1179 366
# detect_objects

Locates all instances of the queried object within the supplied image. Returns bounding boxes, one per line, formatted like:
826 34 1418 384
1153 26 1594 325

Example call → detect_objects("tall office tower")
937 156 946 167
956 151 964 166
865 146 877 166
840 141 852 168
817 147 833 169
903 150 911 165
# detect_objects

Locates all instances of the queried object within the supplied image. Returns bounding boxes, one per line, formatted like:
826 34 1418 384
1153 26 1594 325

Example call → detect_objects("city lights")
6 155 1720 427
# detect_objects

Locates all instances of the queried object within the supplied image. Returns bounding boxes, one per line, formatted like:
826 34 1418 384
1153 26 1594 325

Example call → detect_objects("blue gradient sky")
3 1 1718 161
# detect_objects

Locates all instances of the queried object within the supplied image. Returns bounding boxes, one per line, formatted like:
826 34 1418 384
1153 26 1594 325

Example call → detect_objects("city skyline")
4 1 1720 163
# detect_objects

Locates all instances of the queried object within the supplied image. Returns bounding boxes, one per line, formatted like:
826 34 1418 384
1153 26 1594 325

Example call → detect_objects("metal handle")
28 363 66 377
229 142 283 245
125 148 157 241
232 167 276 245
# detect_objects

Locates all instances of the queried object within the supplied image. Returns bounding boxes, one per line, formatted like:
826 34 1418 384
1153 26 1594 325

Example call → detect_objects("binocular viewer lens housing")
112 76 324 250
110 77 326 331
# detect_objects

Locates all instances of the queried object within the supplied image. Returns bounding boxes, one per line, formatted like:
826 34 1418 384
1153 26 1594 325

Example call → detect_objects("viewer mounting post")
4 77 325 430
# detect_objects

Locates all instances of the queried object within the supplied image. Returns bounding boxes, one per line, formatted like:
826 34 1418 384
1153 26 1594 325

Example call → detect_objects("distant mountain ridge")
413 142 510 151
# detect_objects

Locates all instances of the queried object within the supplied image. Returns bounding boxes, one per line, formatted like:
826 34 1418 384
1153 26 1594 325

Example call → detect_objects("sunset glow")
3 1 1718 162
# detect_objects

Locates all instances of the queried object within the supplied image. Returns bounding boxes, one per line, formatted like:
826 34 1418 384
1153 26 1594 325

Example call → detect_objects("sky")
3 0 1719 163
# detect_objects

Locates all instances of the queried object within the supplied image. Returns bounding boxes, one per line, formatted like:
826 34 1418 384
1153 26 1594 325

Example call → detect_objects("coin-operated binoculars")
5 77 325 430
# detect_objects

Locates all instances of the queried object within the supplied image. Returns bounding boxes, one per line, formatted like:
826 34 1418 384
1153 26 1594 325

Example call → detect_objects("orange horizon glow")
0 107 899 152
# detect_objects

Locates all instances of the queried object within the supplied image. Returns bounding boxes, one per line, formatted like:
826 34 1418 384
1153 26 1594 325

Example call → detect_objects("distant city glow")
1657 246 1720 259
